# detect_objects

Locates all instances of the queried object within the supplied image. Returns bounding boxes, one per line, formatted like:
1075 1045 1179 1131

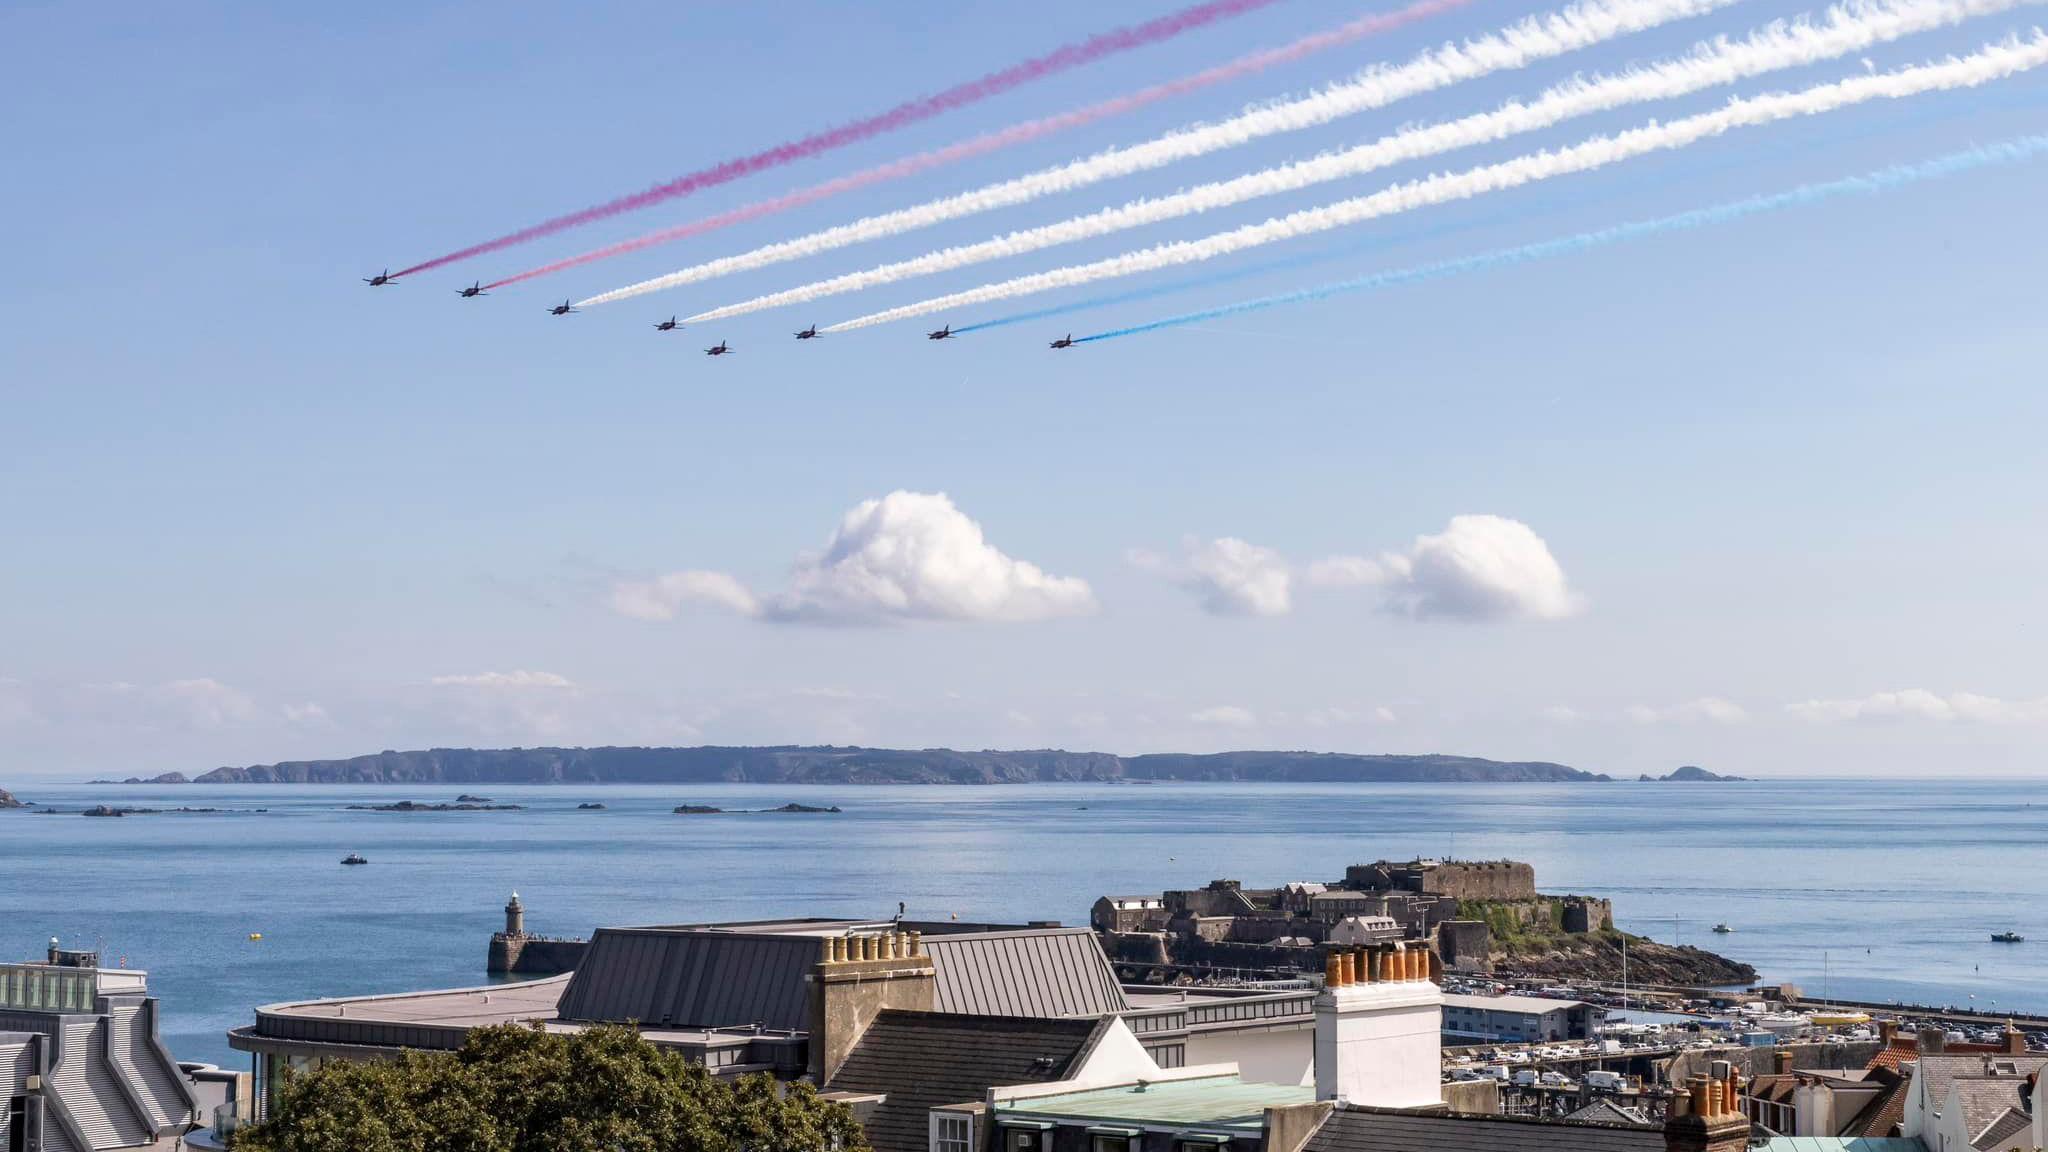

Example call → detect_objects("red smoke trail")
395 0 1290 279
485 0 1473 291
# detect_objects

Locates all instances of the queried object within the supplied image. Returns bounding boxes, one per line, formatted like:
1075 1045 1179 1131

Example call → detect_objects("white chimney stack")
1313 946 1443 1110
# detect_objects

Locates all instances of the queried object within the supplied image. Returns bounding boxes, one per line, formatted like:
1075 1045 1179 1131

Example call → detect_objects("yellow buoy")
248 932 263 941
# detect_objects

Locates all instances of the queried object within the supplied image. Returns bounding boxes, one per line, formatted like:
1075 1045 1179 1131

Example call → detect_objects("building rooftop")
924 926 1128 1019
1970 1106 2030 1150
1914 1052 2048 1128
1302 1104 1661 1152
0 960 150 1009
827 1011 1104 1152
254 974 569 1028
1755 1140 1926 1151
996 1074 1314 1131
1441 992 1592 1015
1753 1131 1925 1139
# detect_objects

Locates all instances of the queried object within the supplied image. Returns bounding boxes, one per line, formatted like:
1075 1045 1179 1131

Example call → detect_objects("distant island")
345 800 526 812
675 802 843 814
0 788 25 809
1640 765 1747 782
109 746 1612 786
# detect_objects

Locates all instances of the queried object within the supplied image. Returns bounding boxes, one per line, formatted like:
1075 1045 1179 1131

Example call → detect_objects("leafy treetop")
233 1023 868 1152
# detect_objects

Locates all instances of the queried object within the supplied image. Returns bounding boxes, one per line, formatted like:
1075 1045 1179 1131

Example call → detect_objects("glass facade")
0 965 96 1013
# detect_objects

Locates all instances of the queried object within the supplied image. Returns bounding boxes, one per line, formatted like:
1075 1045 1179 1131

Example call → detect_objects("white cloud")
1135 536 1292 617
610 570 761 621
1626 697 1749 725
1389 515 1580 620
1190 704 1258 728
1306 554 1408 588
282 702 332 726
1539 705 1583 725
1310 515 1579 621
1303 705 1398 727
428 670 576 690
1787 689 2048 725
151 678 261 729
616 491 1094 626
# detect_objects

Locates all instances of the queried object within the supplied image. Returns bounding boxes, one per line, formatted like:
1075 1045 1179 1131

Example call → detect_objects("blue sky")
4 0 2047 781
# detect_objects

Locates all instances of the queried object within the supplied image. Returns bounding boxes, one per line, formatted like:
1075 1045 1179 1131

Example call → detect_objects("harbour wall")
487 933 588 976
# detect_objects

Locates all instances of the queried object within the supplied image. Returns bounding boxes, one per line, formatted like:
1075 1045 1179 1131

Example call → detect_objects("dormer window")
931 1113 973 1152
1089 1125 1141 1152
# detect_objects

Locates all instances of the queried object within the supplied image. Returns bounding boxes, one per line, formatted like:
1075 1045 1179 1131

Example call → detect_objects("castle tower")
504 892 524 937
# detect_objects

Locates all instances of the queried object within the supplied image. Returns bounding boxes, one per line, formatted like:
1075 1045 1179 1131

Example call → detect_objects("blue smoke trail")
1071 133 2048 344
955 84 2048 338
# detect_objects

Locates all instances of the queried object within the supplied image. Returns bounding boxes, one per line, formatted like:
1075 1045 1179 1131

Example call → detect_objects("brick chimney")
807 930 936 1084
2007 1024 2028 1055
1918 1026 1947 1055
1663 1073 1751 1152
1313 944 1443 1110
1877 1020 1898 1046
1773 1050 1794 1075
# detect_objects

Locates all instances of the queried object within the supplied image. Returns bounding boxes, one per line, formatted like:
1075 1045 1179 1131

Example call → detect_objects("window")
932 1114 972 1152
1092 1136 1131 1152
1006 1129 1043 1152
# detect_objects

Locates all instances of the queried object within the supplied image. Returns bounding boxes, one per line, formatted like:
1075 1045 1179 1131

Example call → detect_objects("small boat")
247 933 262 941
1991 931 2024 943
1712 924 1734 934
341 852 369 866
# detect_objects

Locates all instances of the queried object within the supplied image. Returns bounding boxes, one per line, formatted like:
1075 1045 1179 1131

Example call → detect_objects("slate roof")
923 927 1128 1018
1841 1066 1908 1138
1917 1055 2048 1144
1971 1106 2031 1150
1949 1073 2042 1147
826 1011 1104 1152
1565 1100 1651 1125
1302 1104 1664 1152
554 927 819 1029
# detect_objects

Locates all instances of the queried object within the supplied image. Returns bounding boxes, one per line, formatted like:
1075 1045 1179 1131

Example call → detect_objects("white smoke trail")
826 34 2048 331
690 0 2027 323
577 0 1740 308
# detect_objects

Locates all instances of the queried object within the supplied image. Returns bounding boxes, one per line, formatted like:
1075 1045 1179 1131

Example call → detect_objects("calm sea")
3 778 2043 1069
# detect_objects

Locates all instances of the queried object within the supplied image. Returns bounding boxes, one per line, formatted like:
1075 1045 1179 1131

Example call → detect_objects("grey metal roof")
1303 1105 1663 1152
555 928 820 1029
826 1011 1103 1152
924 927 1128 1019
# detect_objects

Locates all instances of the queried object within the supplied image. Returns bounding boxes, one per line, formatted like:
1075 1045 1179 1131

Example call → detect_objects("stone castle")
1092 857 1611 978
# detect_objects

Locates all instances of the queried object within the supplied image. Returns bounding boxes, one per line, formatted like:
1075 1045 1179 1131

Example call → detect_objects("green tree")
235 1024 867 1152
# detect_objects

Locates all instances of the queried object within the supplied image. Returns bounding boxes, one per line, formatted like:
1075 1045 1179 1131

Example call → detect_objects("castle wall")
1562 897 1613 934
1343 860 1537 902
1437 920 1493 972
1423 862 1537 901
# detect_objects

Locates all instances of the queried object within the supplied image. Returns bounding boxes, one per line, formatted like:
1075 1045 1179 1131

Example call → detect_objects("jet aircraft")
794 325 820 340
654 317 680 331
456 282 486 298
926 325 953 340
705 341 732 356
1049 334 1076 349
363 270 396 287
549 300 576 316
